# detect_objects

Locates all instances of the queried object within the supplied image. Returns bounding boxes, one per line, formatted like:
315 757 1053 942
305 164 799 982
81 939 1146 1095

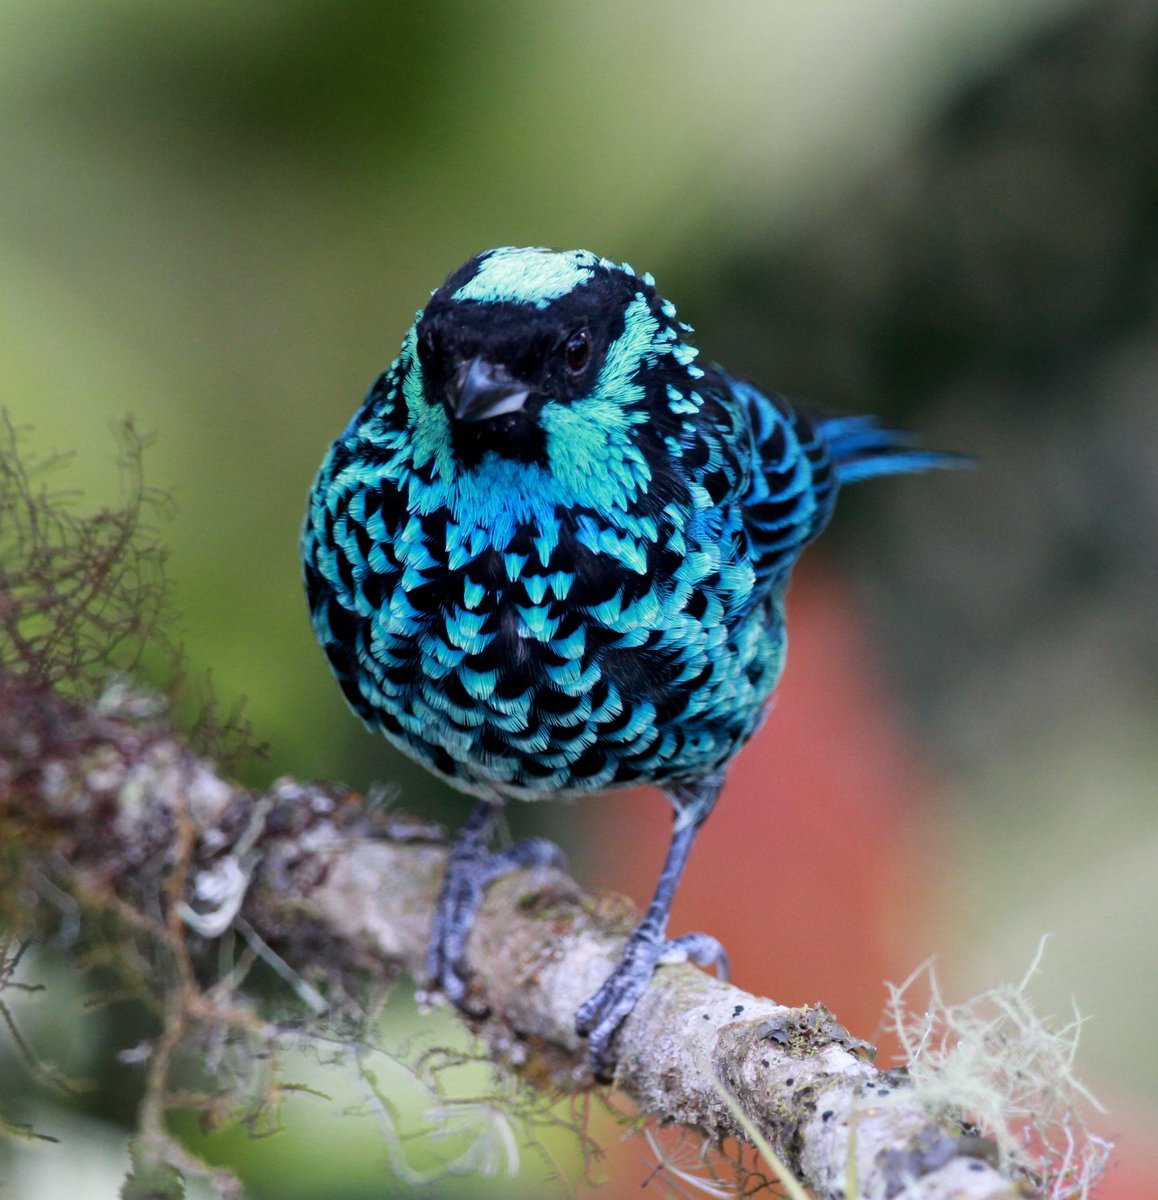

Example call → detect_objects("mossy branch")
2 667 1035 1200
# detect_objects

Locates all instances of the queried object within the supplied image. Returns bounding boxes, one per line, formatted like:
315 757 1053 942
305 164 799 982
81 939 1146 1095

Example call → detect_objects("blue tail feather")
818 414 971 484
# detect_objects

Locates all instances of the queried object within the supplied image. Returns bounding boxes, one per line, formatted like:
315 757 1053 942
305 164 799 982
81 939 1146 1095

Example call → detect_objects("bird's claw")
425 876 489 1016
660 931 730 977
426 835 565 1016
576 928 728 1082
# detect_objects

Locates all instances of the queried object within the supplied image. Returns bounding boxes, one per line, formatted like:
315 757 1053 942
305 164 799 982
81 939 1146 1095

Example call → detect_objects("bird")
302 246 962 1079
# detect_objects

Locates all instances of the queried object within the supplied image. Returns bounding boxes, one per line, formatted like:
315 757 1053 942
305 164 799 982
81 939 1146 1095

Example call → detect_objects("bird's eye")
565 329 591 373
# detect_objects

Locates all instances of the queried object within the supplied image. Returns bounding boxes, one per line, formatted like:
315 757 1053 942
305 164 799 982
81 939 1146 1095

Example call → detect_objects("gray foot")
427 827 565 1015
576 928 728 1081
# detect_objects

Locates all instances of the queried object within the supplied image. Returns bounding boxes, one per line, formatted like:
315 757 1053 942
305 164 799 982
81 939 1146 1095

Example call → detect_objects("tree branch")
0 669 1025 1199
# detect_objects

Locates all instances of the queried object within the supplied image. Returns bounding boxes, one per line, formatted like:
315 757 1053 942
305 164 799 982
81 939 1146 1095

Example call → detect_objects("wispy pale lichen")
884 941 1112 1200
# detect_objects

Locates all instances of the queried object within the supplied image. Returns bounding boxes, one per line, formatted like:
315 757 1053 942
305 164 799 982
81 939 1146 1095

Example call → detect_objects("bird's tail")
818 414 971 484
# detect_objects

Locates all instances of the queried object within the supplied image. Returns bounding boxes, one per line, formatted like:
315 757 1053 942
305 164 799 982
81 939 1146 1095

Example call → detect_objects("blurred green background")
2 1 1156 1196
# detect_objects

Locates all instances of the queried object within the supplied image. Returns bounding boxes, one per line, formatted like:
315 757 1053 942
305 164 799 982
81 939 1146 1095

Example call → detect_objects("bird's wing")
723 373 966 591
718 375 835 591
302 367 412 727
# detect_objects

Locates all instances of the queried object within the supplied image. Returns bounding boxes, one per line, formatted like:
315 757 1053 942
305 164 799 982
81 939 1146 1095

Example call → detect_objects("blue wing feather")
720 373 965 590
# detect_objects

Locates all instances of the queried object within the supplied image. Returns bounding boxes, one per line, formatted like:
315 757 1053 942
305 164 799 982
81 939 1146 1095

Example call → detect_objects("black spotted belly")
356 597 781 799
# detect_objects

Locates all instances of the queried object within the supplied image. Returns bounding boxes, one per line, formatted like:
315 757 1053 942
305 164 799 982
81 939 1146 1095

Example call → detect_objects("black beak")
449 356 532 423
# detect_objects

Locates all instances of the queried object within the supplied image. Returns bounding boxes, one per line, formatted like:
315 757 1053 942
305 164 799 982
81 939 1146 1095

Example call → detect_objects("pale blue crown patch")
454 246 600 307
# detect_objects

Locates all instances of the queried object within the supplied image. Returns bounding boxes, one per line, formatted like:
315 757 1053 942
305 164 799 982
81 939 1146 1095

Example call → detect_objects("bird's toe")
427 831 567 1017
576 934 666 1079
660 931 729 981
577 928 730 1079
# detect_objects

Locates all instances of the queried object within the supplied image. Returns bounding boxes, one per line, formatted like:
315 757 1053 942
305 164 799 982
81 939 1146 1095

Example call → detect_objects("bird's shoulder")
693 371 838 589
303 361 413 597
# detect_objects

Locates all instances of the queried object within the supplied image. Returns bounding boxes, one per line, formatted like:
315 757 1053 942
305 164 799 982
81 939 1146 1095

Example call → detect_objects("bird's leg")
576 775 727 1080
426 797 566 1015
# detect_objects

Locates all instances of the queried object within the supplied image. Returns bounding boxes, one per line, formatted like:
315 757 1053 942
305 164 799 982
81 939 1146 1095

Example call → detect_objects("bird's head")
397 247 697 487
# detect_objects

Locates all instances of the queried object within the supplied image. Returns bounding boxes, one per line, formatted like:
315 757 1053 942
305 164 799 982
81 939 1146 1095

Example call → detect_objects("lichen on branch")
2 664 1064 1200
